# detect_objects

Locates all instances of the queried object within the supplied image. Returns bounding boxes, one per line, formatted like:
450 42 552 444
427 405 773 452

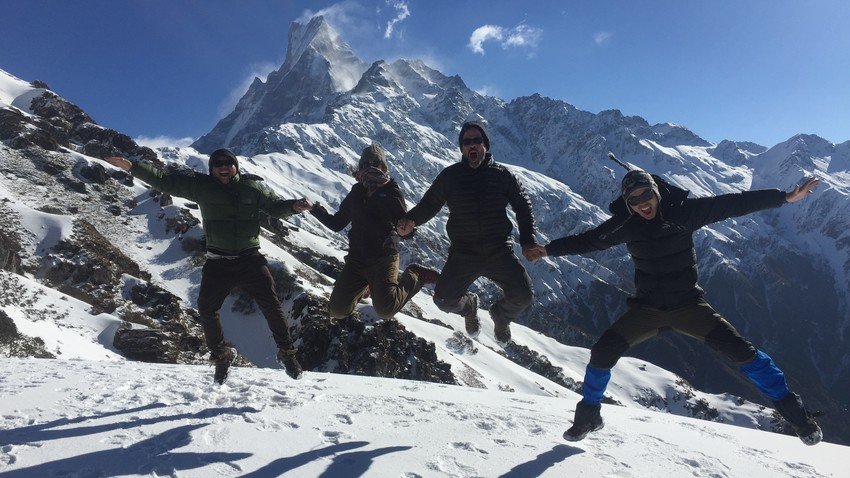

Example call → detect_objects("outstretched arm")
402 172 448 230
684 176 821 230
103 156 198 200
532 215 631 262
506 171 542 261
311 197 352 232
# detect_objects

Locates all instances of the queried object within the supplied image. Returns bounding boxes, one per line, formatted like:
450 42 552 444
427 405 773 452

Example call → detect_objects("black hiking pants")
197 251 293 355
433 248 533 323
588 299 757 370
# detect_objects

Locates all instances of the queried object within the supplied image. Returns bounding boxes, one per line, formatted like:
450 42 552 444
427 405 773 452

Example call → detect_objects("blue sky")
3 0 848 148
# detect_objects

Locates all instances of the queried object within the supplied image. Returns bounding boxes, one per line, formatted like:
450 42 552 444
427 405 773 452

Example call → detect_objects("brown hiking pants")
327 254 424 319
589 299 757 369
197 251 293 355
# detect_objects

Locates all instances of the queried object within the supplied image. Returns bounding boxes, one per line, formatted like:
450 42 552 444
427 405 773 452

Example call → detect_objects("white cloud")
469 25 505 54
384 1 410 39
594 31 613 45
134 135 195 149
216 61 280 119
469 23 543 56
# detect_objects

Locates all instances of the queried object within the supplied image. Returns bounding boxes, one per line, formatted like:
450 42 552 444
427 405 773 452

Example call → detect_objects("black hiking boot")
564 401 604 442
463 294 480 337
277 348 303 380
212 347 235 386
493 321 512 344
773 392 823 445
489 304 511 344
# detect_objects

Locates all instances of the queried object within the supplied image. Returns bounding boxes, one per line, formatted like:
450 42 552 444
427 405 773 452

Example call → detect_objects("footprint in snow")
334 414 353 425
451 442 489 455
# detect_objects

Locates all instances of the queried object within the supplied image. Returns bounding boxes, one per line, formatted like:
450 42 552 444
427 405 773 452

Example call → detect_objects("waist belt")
205 252 241 260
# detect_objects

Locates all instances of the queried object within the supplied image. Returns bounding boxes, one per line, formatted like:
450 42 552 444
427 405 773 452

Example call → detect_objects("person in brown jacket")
310 144 439 320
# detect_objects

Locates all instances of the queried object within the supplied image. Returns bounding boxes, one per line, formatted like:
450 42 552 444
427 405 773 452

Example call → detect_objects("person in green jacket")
104 149 308 384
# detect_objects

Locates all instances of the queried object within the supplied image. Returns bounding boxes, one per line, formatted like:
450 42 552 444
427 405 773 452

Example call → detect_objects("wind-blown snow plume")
384 0 411 39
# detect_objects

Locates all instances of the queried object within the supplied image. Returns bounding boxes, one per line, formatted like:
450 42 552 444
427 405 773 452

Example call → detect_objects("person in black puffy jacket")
397 121 541 343
526 169 823 445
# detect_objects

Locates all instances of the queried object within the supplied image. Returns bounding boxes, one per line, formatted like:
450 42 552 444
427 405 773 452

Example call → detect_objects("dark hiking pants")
327 254 424 319
588 300 757 370
197 252 293 355
432 248 533 324
581 300 792 405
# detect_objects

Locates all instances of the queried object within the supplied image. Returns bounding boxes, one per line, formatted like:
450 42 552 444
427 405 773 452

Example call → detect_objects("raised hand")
786 176 822 203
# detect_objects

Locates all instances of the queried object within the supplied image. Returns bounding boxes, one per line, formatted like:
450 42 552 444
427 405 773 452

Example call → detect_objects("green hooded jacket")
130 161 297 255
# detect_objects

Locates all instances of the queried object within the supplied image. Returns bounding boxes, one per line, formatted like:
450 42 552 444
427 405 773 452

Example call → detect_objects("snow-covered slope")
1 358 845 478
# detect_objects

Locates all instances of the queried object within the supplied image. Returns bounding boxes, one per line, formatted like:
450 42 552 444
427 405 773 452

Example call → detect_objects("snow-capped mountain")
187 16 850 442
1 10 848 458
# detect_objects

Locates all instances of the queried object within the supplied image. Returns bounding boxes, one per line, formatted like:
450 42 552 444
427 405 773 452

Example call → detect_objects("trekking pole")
607 152 631 172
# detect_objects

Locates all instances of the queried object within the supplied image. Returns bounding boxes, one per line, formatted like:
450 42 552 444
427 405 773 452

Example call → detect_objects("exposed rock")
292 293 455 384
79 162 110 184
0 309 55 359
499 341 590 399
112 325 179 363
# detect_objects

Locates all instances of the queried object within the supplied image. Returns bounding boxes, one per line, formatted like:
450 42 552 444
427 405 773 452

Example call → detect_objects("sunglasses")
627 189 655 206
211 159 236 168
461 136 485 146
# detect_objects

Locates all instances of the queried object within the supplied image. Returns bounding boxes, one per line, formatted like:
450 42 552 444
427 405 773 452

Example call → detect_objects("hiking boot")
277 348 303 380
463 294 480 337
773 392 823 445
489 303 511 344
563 401 604 442
493 320 512 344
211 347 235 385
408 263 440 285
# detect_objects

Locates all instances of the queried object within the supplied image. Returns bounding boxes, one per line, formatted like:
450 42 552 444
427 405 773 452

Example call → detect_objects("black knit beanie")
621 170 660 199
208 148 239 173
458 121 490 151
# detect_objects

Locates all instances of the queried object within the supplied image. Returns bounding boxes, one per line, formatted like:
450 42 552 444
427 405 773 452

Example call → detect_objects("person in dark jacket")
397 121 540 343
103 149 307 384
310 144 439 319
526 170 823 445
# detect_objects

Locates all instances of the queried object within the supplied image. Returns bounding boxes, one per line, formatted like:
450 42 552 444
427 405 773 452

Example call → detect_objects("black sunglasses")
627 189 655 206
211 159 236 168
461 136 485 146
